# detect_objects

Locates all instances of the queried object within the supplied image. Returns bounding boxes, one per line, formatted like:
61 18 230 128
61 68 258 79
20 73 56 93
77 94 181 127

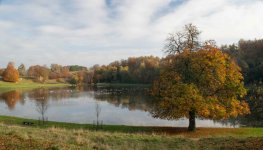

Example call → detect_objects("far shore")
0 79 152 93
0 79 70 93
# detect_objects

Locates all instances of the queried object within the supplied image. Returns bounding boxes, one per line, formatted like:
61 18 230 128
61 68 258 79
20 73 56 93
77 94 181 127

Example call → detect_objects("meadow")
0 115 262 150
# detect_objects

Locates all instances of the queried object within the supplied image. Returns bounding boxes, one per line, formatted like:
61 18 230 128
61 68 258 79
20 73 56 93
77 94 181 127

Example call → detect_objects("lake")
0 86 241 127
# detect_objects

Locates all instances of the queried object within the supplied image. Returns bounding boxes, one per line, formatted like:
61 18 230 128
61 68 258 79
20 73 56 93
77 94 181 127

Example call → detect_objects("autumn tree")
152 46 250 131
164 24 201 54
61 66 70 78
28 65 49 83
68 71 86 85
2 62 19 82
164 23 217 55
18 64 26 77
85 70 94 84
92 56 160 84
50 64 62 73
49 64 70 79
77 71 85 84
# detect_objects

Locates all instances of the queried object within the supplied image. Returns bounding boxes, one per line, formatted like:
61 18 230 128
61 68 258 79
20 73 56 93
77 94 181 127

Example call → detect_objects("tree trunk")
188 110 196 131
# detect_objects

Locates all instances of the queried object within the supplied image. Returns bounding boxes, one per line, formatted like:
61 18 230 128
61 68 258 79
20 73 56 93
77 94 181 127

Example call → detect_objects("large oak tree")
152 46 250 131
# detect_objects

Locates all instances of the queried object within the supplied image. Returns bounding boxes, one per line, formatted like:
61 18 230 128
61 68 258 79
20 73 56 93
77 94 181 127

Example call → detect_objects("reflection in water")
36 99 48 124
93 86 153 112
94 102 103 129
27 88 76 101
95 102 101 123
27 88 50 124
0 86 261 127
0 90 22 110
219 118 240 128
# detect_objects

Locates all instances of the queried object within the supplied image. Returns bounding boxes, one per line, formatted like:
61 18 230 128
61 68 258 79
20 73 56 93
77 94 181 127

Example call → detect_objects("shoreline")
0 79 70 92
0 115 262 137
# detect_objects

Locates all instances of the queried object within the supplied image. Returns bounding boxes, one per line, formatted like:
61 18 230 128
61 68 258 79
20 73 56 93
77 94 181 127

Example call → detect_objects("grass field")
0 115 262 149
0 79 70 92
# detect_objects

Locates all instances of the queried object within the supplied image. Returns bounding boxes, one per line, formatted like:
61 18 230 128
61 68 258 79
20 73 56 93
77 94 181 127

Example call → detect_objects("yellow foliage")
152 46 249 120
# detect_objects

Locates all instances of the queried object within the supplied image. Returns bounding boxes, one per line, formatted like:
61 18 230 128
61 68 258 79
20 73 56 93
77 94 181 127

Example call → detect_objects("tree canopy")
93 56 160 84
222 39 263 84
164 24 201 54
2 62 19 82
18 64 26 77
28 65 50 83
152 45 250 131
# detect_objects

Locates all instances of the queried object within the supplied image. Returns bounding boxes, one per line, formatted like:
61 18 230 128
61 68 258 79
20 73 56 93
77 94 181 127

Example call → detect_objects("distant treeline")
222 39 263 85
0 56 160 84
92 56 160 84
0 39 262 85
222 39 263 126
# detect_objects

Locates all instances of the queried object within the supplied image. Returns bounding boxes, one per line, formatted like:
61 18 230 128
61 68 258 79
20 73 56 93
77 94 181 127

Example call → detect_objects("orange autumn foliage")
0 90 21 110
152 46 250 121
2 62 19 82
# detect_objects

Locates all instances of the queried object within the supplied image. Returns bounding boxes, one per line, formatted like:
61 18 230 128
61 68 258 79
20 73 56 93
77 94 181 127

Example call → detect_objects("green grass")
0 115 262 149
0 115 262 137
0 124 194 150
0 115 262 150
0 115 153 133
0 79 70 92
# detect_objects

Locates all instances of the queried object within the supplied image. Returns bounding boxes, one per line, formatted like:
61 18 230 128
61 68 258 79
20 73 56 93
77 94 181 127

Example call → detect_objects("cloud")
0 0 262 68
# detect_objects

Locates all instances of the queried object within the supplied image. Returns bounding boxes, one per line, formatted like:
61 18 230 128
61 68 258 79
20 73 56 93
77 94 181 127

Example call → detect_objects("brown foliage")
0 90 21 110
152 46 250 123
2 62 19 82
28 65 49 83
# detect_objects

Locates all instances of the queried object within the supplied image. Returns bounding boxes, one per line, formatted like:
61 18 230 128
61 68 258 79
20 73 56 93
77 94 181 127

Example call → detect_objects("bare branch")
164 24 205 55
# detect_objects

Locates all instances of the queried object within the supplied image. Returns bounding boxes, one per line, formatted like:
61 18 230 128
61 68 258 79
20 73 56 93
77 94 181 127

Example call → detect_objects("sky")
0 0 263 68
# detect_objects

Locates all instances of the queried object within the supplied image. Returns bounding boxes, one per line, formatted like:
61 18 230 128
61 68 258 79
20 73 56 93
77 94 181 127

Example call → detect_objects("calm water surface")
0 86 239 127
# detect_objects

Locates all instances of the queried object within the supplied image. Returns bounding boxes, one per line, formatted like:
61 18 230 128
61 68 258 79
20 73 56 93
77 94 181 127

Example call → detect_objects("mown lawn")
0 115 262 149
0 79 69 92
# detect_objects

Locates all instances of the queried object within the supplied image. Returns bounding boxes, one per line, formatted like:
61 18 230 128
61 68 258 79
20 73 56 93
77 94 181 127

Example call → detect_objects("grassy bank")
0 115 262 149
0 79 70 92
